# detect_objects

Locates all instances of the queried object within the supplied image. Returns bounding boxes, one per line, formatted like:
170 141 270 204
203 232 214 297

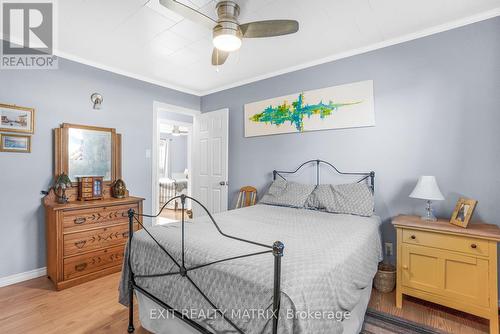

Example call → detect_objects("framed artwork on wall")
0 103 35 134
244 80 375 137
0 133 31 153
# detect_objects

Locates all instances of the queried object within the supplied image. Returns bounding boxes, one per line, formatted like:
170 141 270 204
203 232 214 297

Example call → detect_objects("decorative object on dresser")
112 178 128 198
393 215 500 334
450 197 477 228
44 123 144 290
0 133 31 153
409 176 444 222
235 186 257 209
54 172 72 204
0 103 35 133
77 176 103 201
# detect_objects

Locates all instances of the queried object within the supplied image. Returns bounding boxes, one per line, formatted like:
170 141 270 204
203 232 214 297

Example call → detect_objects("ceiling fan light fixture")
213 33 241 52
172 125 181 136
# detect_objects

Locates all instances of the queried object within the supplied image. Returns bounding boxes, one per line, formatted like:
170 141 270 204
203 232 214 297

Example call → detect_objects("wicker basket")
374 263 396 293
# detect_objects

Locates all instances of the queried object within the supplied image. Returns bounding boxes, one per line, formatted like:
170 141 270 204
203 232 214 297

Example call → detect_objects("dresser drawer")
63 223 138 256
63 245 125 280
62 204 138 232
402 229 488 257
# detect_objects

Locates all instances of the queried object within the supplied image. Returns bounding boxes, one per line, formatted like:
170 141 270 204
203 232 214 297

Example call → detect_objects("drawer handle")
410 235 416 240
75 263 87 272
471 243 477 249
403 265 408 270
122 231 129 238
74 217 86 225
74 240 86 249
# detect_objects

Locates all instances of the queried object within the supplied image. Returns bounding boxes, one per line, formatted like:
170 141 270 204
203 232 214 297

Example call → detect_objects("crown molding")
3 8 499 97
54 50 201 96
200 8 500 96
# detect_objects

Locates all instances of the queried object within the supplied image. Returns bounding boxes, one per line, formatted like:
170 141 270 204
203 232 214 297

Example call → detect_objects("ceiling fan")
170 125 188 136
159 0 299 66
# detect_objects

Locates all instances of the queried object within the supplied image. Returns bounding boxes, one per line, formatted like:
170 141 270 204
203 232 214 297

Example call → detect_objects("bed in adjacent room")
120 160 382 334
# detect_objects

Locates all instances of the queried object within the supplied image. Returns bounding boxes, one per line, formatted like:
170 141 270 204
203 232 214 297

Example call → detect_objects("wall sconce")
91 93 103 110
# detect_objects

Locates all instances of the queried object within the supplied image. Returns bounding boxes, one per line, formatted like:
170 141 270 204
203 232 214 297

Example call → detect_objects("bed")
120 160 381 334
159 173 188 209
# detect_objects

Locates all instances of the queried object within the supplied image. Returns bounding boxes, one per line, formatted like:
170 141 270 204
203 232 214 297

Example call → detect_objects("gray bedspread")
119 204 382 334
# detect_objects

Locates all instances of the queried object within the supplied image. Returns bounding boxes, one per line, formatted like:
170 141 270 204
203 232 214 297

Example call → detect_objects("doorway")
153 102 198 224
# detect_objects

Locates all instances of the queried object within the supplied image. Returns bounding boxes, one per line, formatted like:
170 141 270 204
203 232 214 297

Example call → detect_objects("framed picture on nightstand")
450 197 477 228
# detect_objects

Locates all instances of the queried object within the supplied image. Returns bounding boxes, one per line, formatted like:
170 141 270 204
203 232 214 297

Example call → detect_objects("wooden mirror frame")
54 123 122 187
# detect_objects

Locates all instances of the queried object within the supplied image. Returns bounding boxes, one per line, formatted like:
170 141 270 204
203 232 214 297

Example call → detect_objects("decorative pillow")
260 178 315 208
306 183 374 217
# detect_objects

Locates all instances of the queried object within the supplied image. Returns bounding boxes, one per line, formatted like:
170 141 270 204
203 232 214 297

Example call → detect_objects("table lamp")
409 176 444 221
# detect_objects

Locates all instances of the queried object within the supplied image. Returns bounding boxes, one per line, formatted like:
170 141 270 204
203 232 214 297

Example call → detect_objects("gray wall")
0 58 199 278
202 17 500 268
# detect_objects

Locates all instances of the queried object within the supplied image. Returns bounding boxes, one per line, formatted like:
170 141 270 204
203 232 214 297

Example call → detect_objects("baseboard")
0 267 47 288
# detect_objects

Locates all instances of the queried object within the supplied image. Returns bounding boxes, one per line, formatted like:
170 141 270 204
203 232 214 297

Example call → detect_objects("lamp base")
420 214 437 222
420 200 437 222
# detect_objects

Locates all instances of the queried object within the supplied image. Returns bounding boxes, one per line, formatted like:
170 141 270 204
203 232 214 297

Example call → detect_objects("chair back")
235 186 257 209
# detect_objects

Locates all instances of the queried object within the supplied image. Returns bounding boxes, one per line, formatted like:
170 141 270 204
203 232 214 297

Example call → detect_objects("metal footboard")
126 194 284 334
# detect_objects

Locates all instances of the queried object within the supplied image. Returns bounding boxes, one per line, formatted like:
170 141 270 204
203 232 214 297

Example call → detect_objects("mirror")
68 127 112 181
54 123 121 185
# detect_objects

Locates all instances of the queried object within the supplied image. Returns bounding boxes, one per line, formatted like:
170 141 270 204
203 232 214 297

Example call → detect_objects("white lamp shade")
409 176 444 201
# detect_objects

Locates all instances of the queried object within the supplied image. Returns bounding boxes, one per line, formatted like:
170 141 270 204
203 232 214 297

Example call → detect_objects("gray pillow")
306 183 374 217
260 178 315 208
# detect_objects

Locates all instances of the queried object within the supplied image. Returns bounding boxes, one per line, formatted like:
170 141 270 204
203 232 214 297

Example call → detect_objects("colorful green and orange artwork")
249 93 361 131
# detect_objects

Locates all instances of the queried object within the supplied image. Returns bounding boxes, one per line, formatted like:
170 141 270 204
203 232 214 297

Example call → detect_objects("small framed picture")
0 133 31 153
0 103 35 134
450 198 477 228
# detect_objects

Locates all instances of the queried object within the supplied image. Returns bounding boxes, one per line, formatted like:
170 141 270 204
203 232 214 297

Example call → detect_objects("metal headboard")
272 159 375 192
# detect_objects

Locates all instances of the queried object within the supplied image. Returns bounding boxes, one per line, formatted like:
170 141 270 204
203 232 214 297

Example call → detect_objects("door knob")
219 181 228 186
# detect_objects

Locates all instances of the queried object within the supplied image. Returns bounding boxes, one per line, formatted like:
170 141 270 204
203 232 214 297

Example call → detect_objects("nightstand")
393 215 500 334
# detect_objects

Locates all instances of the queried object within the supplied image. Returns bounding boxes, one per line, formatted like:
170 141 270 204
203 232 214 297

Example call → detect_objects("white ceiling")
51 0 500 95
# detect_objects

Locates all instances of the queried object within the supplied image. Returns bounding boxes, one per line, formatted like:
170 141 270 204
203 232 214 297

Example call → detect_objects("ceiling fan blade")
159 0 216 29
241 20 299 38
212 48 229 66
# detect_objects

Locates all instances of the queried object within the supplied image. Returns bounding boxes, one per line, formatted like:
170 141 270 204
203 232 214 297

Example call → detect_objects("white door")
192 109 228 217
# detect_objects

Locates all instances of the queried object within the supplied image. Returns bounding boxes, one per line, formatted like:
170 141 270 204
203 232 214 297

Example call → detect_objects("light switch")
145 149 151 158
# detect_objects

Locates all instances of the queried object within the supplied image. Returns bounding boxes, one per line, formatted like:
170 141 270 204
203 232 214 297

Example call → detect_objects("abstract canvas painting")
244 80 374 137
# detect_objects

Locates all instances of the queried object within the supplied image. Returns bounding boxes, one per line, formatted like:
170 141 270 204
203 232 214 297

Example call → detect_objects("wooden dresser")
44 194 143 290
393 215 500 334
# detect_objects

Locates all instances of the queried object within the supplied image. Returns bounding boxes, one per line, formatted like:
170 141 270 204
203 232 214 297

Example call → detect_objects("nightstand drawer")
402 229 488 257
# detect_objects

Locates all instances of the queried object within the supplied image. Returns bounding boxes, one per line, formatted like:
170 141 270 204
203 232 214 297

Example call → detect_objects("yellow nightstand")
393 215 500 334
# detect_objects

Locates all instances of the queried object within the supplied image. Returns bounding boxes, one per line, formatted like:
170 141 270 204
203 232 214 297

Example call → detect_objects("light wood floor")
0 272 495 333
159 208 188 221
368 289 492 334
